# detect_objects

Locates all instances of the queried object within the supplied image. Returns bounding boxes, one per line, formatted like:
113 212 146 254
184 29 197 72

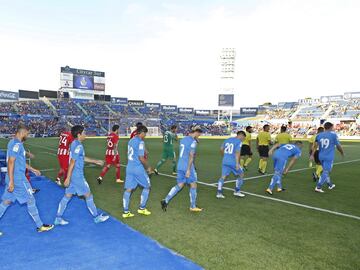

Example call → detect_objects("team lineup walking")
0 121 345 237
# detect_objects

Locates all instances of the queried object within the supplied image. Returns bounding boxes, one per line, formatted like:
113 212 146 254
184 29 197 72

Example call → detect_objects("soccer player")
154 125 178 175
216 131 247 199
0 124 54 235
257 124 271 174
122 125 152 218
54 125 109 226
97 124 123 184
130 122 143 139
309 127 324 181
311 122 344 193
266 141 303 195
161 126 203 212
240 126 253 171
275 125 292 145
56 128 74 186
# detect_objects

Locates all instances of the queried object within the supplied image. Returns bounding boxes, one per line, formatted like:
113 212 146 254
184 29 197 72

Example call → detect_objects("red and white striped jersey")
57 131 74 156
105 132 119 156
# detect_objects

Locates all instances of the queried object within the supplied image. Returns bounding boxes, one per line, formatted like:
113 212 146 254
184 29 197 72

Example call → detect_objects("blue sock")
190 187 197 208
317 170 329 189
217 178 224 194
165 185 182 204
235 177 244 192
140 188 150 209
57 196 71 218
123 190 131 212
276 176 283 189
0 202 9 219
269 172 281 190
27 198 43 228
326 176 333 187
86 195 98 217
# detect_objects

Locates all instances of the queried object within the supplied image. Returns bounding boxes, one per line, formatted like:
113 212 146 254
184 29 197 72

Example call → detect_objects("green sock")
156 159 166 170
172 160 177 172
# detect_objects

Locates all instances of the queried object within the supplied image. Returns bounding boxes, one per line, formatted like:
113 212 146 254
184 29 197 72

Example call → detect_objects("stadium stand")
1 90 360 138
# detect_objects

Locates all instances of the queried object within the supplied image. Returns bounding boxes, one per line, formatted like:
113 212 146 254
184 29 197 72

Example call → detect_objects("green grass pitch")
1 137 359 270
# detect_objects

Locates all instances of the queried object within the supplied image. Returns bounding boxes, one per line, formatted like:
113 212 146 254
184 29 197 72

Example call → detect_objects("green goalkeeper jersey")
163 130 176 149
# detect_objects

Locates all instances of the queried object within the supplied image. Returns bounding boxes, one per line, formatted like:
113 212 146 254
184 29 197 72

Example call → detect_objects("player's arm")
185 152 195 178
220 145 224 156
336 144 344 157
268 143 280 156
7 157 15 192
25 163 41 176
64 158 75 187
26 151 35 159
84 157 104 166
139 156 152 173
283 157 298 175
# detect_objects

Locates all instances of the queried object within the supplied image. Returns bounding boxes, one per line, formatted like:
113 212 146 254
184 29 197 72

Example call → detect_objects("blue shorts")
273 156 287 173
320 159 333 172
125 167 151 189
2 180 34 204
65 178 91 196
221 164 243 177
177 168 197 184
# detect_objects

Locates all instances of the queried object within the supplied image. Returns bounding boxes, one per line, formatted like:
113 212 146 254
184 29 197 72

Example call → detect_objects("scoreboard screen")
60 66 105 91
218 94 234 107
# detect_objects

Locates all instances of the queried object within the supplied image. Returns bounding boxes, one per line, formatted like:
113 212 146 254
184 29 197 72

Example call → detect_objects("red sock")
57 169 64 179
100 166 109 177
116 166 121 179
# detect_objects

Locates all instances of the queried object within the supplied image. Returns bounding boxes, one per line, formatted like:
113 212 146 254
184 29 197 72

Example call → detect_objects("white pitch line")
155 170 360 221
221 158 360 184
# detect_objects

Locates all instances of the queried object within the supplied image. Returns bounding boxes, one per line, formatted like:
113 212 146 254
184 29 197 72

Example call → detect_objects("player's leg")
114 155 123 183
171 151 177 174
123 171 137 218
83 191 109 223
0 200 11 219
137 171 152 215
161 171 185 211
155 150 168 174
315 160 333 192
244 155 253 168
216 165 229 198
97 157 111 184
234 169 245 197
266 157 282 195
55 193 73 225
56 168 65 185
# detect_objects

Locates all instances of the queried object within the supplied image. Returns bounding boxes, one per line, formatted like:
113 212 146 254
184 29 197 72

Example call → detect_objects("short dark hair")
324 122 333 130
191 125 202 133
263 124 270 130
237 130 246 137
136 122 143 128
246 126 252 132
317 127 325 133
112 124 120 132
170 125 177 130
137 125 148 134
16 124 28 133
71 125 84 138
280 125 287 132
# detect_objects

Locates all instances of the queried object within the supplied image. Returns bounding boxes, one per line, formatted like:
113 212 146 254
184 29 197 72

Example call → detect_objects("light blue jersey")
5 138 27 184
127 137 145 169
2 138 33 204
125 136 150 189
65 139 90 196
273 144 302 173
177 136 197 172
222 137 242 166
315 131 340 161
69 140 85 181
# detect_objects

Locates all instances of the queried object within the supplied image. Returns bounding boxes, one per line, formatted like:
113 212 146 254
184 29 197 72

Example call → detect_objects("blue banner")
240 107 258 116
0 90 18 101
111 97 128 104
145 103 161 111
178 107 194 114
195 110 211 116
161 105 177 112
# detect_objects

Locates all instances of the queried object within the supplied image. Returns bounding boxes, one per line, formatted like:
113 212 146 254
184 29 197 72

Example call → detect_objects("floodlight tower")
218 48 236 125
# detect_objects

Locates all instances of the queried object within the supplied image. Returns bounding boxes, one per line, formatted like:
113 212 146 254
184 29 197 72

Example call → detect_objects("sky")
0 0 360 109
